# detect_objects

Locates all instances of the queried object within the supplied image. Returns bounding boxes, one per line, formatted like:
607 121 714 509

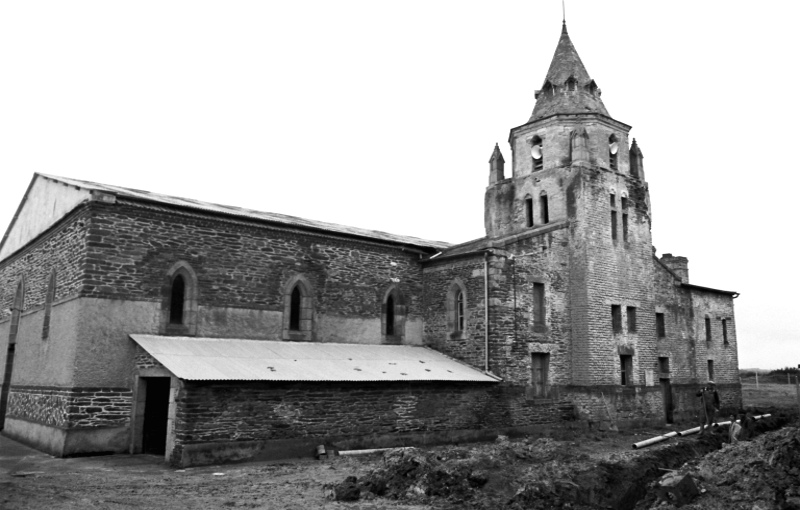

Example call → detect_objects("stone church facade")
0 23 739 466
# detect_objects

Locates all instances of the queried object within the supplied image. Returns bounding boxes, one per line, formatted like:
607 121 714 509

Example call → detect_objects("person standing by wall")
697 381 720 435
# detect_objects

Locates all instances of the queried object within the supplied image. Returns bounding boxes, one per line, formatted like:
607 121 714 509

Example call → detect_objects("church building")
0 22 740 466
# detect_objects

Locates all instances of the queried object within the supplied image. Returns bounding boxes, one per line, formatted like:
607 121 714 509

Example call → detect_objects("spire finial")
562 0 565 24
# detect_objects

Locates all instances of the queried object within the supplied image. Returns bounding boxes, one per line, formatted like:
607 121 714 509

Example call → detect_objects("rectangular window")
620 355 633 385
611 305 622 334
622 213 629 242
705 317 712 344
525 198 534 227
611 211 618 240
532 282 546 333
722 319 728 344
626 306 637 333
610 194 616 207
621 197 628 210
656 312 666 338
707 360 714 381
540 195 549 224
658 357 670 374
531 353 550 397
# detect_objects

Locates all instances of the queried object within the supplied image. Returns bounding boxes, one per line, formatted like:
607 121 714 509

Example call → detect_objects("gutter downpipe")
484 251 490 373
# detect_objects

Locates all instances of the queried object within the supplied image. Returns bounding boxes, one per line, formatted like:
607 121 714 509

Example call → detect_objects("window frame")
620 355 633 386
382 286 406 344
531 352 550 398
656 312 666 338
611 305 622 334
42 270 56 340
162 261 198 336
626 306 637 333
282 274 315 341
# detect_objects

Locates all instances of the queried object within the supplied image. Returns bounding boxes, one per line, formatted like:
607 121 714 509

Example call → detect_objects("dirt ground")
0 424 693 510
1 414 797 509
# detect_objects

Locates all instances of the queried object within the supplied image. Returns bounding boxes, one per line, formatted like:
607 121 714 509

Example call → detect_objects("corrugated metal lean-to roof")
130 335 500 383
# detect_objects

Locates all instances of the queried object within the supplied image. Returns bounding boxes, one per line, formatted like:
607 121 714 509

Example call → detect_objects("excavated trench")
332 413 791 510
511 413 790 510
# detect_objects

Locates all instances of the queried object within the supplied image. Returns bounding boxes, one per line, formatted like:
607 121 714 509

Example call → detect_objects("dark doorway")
0 345 16 430
660 379 674 424
142 378 171 455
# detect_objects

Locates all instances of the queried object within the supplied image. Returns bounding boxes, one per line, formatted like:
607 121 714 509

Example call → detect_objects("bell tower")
485 22 645 239
484 21 655 387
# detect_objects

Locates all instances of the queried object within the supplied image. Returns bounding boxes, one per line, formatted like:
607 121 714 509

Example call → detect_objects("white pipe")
677 414 771 437
337 447 411 457
632 431 678 449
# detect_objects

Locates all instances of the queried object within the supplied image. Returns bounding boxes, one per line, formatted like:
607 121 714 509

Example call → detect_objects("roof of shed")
130 335 500 383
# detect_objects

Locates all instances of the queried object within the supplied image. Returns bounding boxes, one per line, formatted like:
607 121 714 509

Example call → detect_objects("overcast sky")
0 1 797 370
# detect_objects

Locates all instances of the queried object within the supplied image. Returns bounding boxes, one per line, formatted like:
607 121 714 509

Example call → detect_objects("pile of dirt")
327 436 573 507
330 416 794 510
636 420 800 509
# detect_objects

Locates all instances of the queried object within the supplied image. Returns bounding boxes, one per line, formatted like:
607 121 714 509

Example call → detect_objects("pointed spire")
489 143 505 184
529 24 609 122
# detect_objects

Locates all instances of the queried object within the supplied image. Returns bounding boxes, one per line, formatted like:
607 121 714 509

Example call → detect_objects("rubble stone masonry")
7 386 132 429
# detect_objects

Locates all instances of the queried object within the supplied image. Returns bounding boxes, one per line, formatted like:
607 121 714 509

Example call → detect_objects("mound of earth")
330 415 794 510
636 422 800 509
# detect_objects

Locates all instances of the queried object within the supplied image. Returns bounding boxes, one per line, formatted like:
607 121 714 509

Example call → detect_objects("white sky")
0 1 797 370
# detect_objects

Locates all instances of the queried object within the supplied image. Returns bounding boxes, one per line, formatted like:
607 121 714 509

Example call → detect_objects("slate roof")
131 335 500 383
529 23 610 121
38 173 451 251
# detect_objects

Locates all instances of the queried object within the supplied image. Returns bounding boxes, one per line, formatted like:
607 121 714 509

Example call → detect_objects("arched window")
525 196 534 227
289 286 302 331
531 136 544 171
162 262 198 336
283 275 315 341
566 76 577 91
42 270 56 340
456 291 464 332
169 274 185 325
539 192 550 224
382 286 405 344
609 134 619 171
446 280 468 339
386 295 395 335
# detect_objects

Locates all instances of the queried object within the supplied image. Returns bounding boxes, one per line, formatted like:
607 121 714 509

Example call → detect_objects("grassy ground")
741 382 800 410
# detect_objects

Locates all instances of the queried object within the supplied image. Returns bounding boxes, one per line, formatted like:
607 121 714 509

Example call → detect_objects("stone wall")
422 254 487 369
6 385 132 429
171 380 575 465
689 289 739 385
0 206 89 320
653 261 698 382
80 200 427 343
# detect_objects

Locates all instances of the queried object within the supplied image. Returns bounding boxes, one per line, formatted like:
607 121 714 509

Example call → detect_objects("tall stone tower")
485 22 656 389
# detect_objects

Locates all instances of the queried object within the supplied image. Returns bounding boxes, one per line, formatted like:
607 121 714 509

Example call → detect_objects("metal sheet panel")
130 335 499 383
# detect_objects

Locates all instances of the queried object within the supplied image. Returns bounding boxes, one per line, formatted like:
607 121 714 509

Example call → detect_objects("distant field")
741 383 799 409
